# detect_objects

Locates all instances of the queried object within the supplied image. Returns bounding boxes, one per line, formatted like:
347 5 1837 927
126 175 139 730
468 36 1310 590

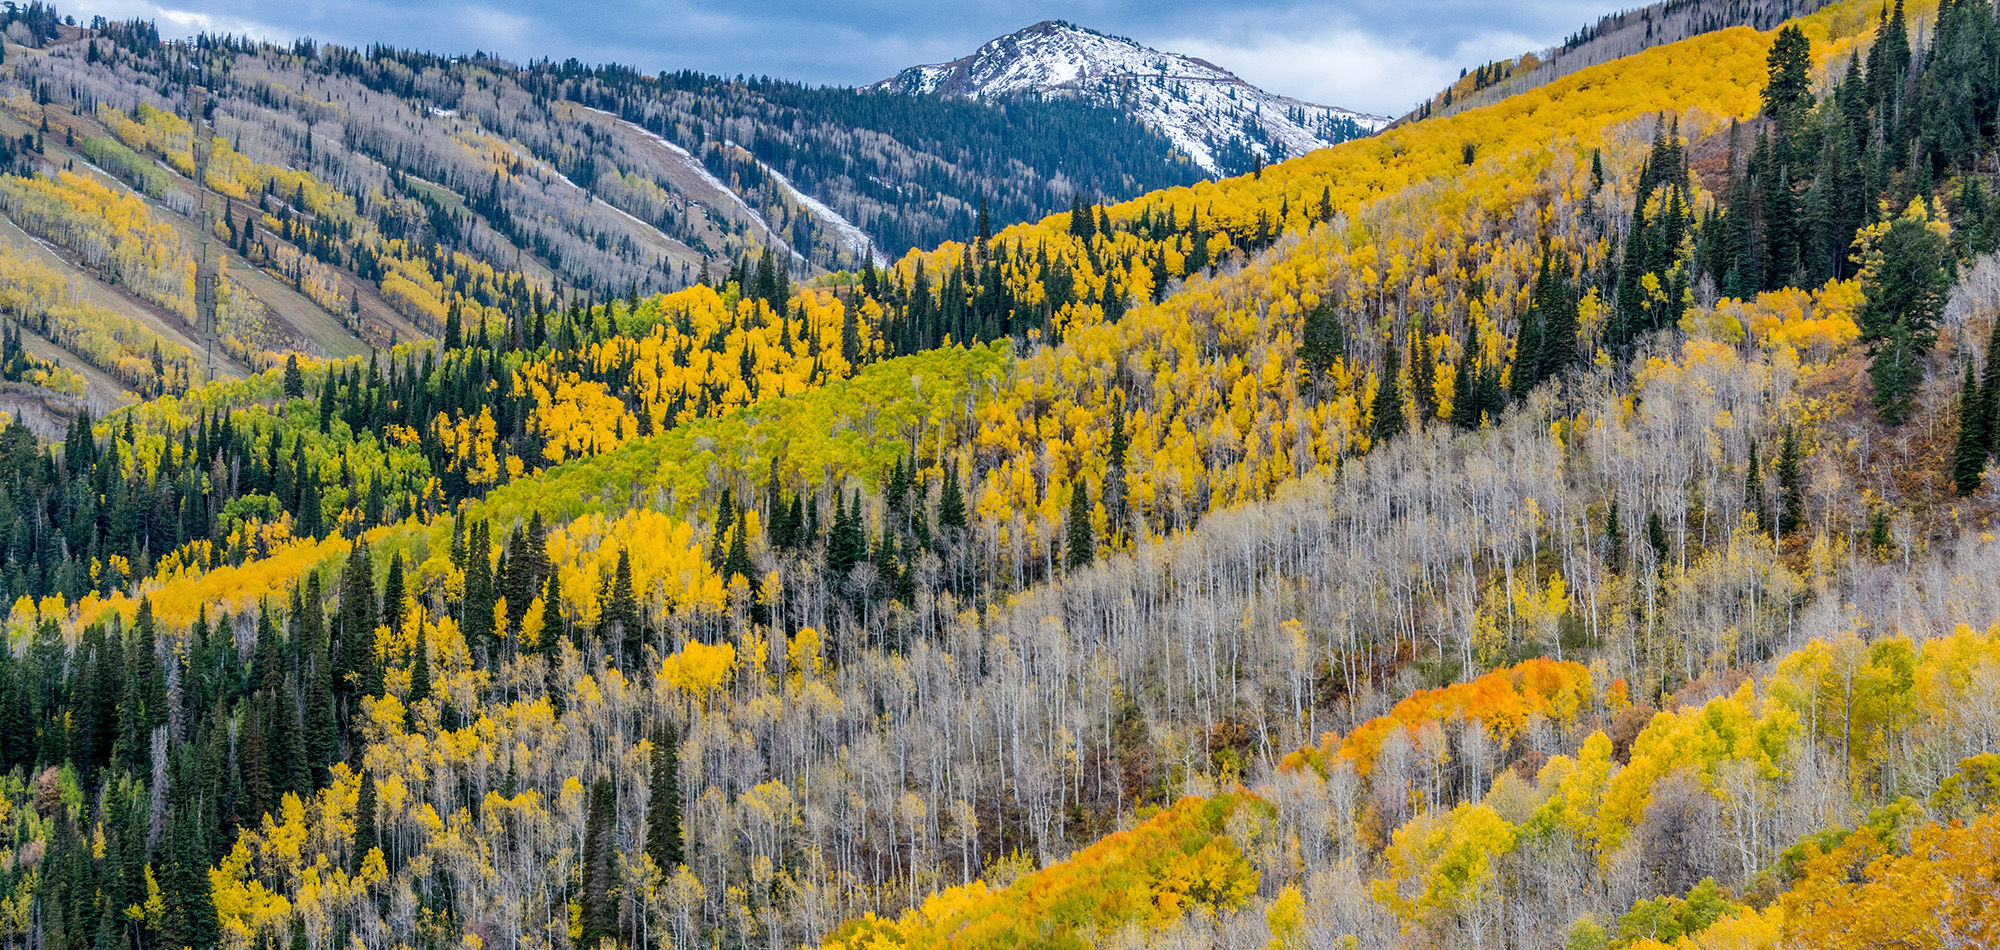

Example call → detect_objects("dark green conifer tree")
337 545 376 699
1762 25 1814 125
253 602 283 694
537 573 565 655
1604 499 1624 570
608 549 640 666
1981 318 2000 458
1297 301 1345 384
463 522 496 651
1065 480 1093 569
1510 307 1545 401
1646 509 1670 569
938 464 967 532
1952 361 1988 495
1449 326 1484 430
1859 216 1953 350
270 677 309 798
724 510 755 586
1369 343 1405 444
1069 193 1097 242
645 723 684 871
159 805 219 950
1869 318 1925 424
1104 402 1130 543
579 776 618 949
1409 321 1438 426
1776 426 1804 535
353 770 378 873
408 636 432 708
240 702 271 818
304 623 337 779
282 354 305 399
1745 442 1764 527
382 554 407 638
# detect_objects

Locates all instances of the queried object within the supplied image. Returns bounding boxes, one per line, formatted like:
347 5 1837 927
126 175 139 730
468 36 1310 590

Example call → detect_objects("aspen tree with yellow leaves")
6 1 2000 949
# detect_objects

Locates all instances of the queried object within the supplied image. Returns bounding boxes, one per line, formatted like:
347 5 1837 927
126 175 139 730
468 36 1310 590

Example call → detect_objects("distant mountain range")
871 20 1392 177
0 6 1388 413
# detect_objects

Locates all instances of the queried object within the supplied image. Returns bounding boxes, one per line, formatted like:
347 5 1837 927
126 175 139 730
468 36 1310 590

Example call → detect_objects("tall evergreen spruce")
1869 318 1925 424
1776 427 1804 536
1104 403 1131 543
1762 25 1814 125
1983 318 2000 460
409 635 432 708
282 354 305 399
304 625 337 780
462 522 497 652
1745 442 1764 527
610 549 641 666
1450 325 1485 430
271 678 310 798
382 554 407 638
1410 321 1438 425
580 776 619 949
1066 480 1094 569
538 573 565 653
160 805 219 950
1859 215 1953 422
1370 343 1406 444
938 463 968 531
353 770 379 873
1604 499 1625 570
646 723 684 871
1952 361 1988 495
1297 301 1345 384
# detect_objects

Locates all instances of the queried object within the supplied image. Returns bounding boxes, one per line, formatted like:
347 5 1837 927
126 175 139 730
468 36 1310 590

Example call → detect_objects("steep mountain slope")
0 8 1204 417
1401 0 1832 124
2 0 2000 949
873 20 1390 176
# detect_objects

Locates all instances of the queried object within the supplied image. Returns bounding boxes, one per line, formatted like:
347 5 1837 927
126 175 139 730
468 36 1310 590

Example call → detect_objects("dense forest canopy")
0 0 1215 424
0 0 1998 948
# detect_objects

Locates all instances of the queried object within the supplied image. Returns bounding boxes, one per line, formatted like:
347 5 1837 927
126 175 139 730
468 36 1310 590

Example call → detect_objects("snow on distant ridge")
871 21 1390 176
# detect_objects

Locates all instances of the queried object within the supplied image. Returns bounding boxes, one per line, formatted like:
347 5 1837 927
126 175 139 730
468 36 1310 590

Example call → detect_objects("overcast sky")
62 0 1614 116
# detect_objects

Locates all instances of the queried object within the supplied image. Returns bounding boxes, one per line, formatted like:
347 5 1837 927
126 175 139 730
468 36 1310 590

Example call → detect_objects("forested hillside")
1403 0 1833 123
2 0 2000 947
0 2 1202 420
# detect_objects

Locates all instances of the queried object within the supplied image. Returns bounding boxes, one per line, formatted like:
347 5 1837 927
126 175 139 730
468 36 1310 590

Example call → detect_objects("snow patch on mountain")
581 106 879 268
577 106 785 250
872 21 1390 176
757 163 888 268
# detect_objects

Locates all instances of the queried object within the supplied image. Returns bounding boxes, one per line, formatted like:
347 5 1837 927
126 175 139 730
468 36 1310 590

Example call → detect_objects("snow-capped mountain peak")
871 21 1390 176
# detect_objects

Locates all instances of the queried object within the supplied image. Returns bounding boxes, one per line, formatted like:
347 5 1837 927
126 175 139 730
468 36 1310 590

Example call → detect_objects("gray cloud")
64 0 1612 115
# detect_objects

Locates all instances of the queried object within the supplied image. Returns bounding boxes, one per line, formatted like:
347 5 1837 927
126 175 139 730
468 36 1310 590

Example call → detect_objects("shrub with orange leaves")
1283 658 1595 777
